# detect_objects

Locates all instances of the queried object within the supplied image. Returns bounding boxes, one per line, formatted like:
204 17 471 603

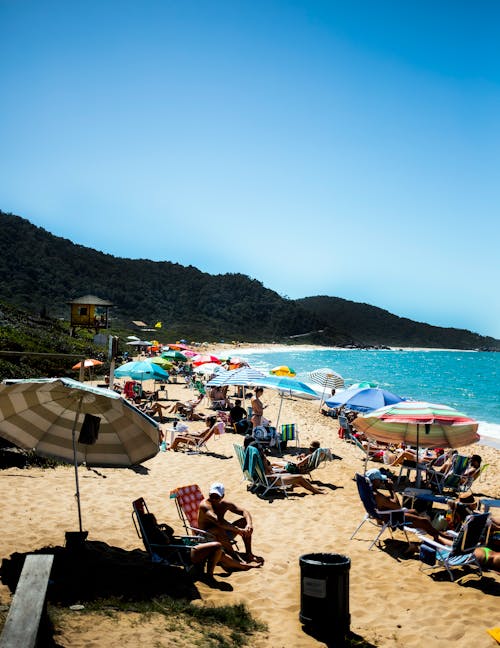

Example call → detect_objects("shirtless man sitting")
198 482 263 566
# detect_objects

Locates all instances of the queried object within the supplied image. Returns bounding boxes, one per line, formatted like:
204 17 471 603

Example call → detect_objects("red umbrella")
192 354 221 366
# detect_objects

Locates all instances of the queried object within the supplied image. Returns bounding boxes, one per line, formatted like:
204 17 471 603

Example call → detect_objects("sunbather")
141 512 261 578
365 469 451 543
166 393 205 420
169 416 218 451
249 441 325 494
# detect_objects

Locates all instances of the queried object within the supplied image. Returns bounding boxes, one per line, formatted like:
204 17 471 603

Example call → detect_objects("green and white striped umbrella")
0 378 159 531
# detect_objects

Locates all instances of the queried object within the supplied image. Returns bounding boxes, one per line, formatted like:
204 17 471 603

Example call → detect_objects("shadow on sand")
0 541 201 605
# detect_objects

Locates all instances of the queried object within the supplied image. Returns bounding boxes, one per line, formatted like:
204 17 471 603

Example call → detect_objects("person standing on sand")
251 387 266 428
198 482 263 565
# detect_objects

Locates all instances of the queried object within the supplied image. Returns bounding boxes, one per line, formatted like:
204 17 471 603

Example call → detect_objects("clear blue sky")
1 1 499 338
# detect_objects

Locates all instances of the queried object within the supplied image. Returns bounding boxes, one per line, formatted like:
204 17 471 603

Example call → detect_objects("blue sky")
1 1 499 339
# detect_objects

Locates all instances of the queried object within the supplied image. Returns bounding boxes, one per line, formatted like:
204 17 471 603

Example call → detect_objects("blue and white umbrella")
252 375 319 428
206 366 267 387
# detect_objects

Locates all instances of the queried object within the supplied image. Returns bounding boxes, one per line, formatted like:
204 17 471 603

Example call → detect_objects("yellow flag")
155 321 162 328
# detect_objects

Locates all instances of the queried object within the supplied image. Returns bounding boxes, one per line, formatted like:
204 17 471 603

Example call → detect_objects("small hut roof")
67 294 113 306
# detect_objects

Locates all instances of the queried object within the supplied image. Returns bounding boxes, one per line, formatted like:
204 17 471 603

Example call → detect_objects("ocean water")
236 348 500 447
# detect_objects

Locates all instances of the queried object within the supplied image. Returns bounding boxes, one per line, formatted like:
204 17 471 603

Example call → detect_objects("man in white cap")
198 482 263 565
365 468 449 542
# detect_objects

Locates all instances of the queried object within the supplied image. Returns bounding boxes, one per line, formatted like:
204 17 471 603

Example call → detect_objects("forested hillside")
1 211 498 350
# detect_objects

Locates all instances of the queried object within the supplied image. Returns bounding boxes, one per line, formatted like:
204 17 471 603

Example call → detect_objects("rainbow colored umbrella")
353 401 479 485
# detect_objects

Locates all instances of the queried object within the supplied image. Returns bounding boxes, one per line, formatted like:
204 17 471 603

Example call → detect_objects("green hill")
1 210 498 350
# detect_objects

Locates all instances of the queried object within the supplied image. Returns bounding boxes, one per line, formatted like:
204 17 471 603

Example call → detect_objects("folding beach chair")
169 484 210 538
280 423 299 451
132 497 201 567
234 443 254 485
350 473 425 550
243 445 290 498
428 454 469 494
419 513 491 581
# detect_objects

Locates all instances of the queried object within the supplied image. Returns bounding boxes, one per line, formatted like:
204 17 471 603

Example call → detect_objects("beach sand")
0 363 498 647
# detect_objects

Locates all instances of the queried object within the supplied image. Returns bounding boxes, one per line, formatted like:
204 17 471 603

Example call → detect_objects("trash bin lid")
300 552 350 567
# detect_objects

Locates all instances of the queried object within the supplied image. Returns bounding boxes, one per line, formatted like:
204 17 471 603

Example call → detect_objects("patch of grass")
49 596 267 647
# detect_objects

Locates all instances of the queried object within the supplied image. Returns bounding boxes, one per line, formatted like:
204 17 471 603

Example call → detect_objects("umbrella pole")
319 383 327 411
364 439 370 474
71 396 84 533
416 424 421 488
275 394 284 430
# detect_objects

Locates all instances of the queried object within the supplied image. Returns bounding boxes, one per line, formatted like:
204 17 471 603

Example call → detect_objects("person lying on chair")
365 469 451 543
142 513 262 578
169 416 218 451
166 393 205 420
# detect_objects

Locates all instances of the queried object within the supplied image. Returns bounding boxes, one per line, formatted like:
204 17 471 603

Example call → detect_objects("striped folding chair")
280 423 299 450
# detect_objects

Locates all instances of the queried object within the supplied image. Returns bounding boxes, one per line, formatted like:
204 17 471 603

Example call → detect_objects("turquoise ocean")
235 348 500 448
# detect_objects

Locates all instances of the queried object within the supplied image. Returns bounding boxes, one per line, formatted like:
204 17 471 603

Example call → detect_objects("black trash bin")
299 553 350 640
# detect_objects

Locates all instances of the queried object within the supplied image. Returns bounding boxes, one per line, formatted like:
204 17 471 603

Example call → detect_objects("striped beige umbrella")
0 378 159 532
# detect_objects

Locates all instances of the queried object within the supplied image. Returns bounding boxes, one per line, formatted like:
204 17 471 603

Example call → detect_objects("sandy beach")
0 352 499 647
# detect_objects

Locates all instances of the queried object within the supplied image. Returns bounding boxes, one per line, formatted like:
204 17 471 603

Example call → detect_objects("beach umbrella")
206 366 267 387
149 356 173 370
181 349 198 358
125 340 153 347
114 360 169 382
353 401 480 486
195 363 227 377
270 365 296 377
192 354 221 366
71 359 104 370
251 375 319 428
168 343 193 351
308 367 345 410
0 378 159 533
227 356 249 369
324 387 405 413
349 381 378 389
161 350 188 362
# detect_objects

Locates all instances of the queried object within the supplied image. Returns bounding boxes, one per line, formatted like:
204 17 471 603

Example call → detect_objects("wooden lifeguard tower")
68 294 113 335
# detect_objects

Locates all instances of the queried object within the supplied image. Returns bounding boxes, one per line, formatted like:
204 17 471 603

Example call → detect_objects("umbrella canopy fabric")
251 375 319 428
72 359 104 370
161 350 188 362
114 360 169 381
0 378 159 531
270 365 296 377
149 356 173 370
195 363 227 377
125 340 153 346
352 401 480 449
252 375 319 399
206 366 267 387
308 368 345 390
192 354 221 366
324 387 405 413
349 381 378 389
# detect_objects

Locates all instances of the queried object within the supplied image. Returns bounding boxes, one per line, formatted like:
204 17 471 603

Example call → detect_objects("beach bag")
78 413 100 445
419 544 436 566
253 426 269 441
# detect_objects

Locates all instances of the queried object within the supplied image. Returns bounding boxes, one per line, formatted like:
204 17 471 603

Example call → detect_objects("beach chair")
217 410 234 431
243 445 290 497
234 443 254 485
280 423 299 451
428 454 469 494
301 447 334 478
350 473 425 550
419 513 491 581
132 497 201 567
169 484 213 539
171 422 221 453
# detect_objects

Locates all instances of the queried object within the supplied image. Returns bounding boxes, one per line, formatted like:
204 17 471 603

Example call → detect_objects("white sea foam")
478 421 500 449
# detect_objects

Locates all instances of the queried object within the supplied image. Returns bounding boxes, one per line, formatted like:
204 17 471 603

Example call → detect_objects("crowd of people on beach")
110 346 499 582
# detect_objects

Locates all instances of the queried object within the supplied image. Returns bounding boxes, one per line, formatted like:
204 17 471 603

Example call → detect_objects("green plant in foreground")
49 596 267 647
